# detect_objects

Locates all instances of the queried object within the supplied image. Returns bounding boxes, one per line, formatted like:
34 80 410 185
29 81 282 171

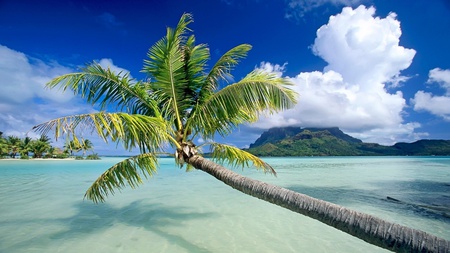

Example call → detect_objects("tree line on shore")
0 131 99 159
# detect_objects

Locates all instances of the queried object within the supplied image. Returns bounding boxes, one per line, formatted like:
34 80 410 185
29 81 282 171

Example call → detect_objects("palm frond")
185 44 252 132
128 81 161 116
32 112 170 153
230 70 297 112
84 153 159 203
208 142 276 175
180 36 210 112
202 44 252 96
142 13 193 130
188 70 297 138
47 63 159 116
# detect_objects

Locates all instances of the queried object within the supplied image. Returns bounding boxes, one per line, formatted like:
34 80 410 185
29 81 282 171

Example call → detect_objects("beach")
0 158 75 161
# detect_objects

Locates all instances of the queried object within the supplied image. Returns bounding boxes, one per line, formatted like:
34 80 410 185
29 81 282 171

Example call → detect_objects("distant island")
245 127 450 156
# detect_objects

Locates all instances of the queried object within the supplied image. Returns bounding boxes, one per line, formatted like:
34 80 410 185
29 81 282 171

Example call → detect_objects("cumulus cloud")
252 5 420 145
0 46 137 154
412 68 450 120
257 62 287 77
312 6 415 85
0 45 124 146
0 45 86 138
427 68 450 94
97 58 132 78
0 45 74 105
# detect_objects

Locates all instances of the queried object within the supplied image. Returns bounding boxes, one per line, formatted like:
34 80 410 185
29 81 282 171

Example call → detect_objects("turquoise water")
0 157 449 252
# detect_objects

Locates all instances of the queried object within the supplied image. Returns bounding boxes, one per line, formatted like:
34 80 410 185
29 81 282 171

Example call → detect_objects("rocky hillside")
246 127 450 156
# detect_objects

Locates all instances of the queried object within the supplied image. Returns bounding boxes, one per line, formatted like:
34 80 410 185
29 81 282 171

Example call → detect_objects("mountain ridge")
246 127 450 156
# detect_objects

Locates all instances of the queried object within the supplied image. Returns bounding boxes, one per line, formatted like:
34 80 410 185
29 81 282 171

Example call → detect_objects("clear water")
0 157 449 252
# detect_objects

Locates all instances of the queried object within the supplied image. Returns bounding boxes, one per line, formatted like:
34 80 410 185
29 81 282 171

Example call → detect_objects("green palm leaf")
84 153 159 203
185 44 252 135
142 13 193 130
202 44 252 97
188 70 297 138
47 63 159 116
32 112 170 152
208 142 276 175
180 36 210 111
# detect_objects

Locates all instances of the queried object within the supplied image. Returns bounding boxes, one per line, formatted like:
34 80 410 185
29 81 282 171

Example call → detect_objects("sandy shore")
0 158 76 161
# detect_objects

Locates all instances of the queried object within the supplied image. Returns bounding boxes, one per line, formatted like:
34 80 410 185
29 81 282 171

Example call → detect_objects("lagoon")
0 157 449 252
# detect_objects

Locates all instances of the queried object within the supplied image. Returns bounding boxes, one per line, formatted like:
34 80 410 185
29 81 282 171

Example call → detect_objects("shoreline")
0 158 76 161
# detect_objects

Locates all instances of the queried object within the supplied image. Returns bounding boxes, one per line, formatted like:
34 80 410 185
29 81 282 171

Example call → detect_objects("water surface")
0 157 449 252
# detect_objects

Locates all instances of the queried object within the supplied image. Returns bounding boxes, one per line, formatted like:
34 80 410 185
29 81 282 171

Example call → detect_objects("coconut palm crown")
33 13 296 203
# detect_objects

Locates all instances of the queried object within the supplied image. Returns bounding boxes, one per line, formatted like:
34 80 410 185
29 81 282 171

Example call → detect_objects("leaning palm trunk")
188 155 450 253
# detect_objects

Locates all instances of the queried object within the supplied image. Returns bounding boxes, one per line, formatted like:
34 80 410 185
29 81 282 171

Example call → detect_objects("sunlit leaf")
33 112 170 153
84 153 159 203
209 142 276 175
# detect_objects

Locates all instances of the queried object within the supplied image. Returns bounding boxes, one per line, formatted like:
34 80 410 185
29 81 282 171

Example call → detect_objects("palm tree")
19 136 32 158
80 139 93 156
64 140 81 156
47 146 56 157
38 135 52 144
0 133 7 158
33 14 449 252
6 135 22 158
29 139 51 158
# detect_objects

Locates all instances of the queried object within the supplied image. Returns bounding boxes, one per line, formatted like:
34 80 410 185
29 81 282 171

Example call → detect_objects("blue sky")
1 0 450 155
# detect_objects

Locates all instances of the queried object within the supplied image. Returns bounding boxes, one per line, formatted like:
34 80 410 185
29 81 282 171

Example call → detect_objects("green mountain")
246 127 450 156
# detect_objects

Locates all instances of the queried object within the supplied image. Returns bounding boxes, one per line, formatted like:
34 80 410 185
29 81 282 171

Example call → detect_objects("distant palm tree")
29 140 50 158
0 135 8 158
19 136 32 157
64 140 81 156
6 136 21 158
33 14 449 252
47 146 56 158
80 139 93 156
27 135 52 158
38 135 52 144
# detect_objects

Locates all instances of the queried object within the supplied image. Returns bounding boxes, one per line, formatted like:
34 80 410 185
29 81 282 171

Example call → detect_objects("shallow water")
0 156 449 252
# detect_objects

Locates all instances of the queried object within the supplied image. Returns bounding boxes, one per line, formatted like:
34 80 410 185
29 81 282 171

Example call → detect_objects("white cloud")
0 45 84 137
0 45 75 105
0 45 124 153
312 6 415 85
412 92 450 120
257 62 286 77
97 58 131 77
347 122 428 144
251 5 419 145
427 68 450 94
412 68 450 121
0 44 87 139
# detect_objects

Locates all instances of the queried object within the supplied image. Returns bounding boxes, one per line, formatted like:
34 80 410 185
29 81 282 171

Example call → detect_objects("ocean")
0 156 449 252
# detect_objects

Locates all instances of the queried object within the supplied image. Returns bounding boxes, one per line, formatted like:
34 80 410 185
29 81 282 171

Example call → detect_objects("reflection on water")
0 157 449 252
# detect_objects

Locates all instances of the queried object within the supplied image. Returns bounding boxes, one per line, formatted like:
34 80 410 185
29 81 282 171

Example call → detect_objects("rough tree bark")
188 155 450 253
